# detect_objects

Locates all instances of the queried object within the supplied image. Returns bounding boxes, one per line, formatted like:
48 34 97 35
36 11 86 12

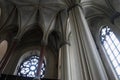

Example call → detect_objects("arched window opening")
17 55 46 78
100 26 120 79
0 40 8 61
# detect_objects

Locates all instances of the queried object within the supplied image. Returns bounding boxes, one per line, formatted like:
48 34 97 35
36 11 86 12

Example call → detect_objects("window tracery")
100 26 120 79
17 55 45 78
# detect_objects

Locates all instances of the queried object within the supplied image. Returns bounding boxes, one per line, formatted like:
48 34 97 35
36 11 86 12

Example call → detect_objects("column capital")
67 3 82 12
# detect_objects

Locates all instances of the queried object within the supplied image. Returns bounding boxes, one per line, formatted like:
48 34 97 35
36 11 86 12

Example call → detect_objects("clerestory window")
17 55 45 78
100 26 120 79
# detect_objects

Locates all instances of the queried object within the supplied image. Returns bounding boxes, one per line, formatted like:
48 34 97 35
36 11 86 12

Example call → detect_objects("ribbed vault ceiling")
0 0 119 50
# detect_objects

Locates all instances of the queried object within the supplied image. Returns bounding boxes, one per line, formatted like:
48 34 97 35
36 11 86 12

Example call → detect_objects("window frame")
87 16 120 80
14 50 46 78
100 26 120 79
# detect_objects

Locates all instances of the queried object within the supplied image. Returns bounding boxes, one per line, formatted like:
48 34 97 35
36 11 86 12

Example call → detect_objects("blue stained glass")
101 26 120 79
17 55 45 78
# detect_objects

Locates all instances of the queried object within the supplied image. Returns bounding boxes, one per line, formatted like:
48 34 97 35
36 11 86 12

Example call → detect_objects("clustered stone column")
60 5 109 80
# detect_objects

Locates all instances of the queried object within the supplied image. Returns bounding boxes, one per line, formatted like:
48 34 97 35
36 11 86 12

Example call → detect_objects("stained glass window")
100 26 120 79
17 55 45 78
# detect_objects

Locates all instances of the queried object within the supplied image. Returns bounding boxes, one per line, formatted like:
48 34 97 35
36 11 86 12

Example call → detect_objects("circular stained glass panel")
17 55 45 78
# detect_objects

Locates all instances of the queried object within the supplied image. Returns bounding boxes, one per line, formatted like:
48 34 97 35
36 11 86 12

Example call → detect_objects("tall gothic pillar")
60 5 110 80
68 5 108 80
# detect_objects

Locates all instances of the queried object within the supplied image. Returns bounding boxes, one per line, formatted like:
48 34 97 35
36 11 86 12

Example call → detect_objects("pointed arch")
19 25 43 47
47 30 62 53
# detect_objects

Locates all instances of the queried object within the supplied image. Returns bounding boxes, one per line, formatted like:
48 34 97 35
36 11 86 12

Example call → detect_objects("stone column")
36 46 45 80
50 4 109 80
59 44 69 80
63 5 109 80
